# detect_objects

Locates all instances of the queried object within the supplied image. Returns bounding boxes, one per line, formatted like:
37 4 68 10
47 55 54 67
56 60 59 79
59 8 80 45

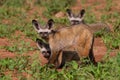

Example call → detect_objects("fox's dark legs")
48 50 65 68
55 51 65 68
48 51 58 64
89 37 97 65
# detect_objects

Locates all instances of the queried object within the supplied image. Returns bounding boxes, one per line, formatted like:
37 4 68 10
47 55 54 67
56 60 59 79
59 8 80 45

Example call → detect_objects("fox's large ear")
66 9 73 17
32 19 41 32
47 19 54 29
78 9 85 18
36 38 44 48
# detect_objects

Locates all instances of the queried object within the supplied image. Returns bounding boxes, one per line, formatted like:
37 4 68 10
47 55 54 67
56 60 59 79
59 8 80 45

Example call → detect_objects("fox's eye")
39 32 43 34
44 32 48 34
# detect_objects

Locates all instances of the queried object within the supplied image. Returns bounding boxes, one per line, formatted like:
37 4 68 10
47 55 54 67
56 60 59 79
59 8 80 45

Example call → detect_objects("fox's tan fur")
84 22 111 33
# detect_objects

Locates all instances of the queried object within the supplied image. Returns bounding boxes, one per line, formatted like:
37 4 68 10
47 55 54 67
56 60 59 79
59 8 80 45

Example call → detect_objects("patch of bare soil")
26 6 48 22
0 31 37 59
4 70 32 80
93 38 117 62
0 49 16 59
0 38 10 46
39 52 48 65
2 19 12 25
55 11 65 18
23 50 48 65
14 31 36 47
0 38 16 59
111 0 120 12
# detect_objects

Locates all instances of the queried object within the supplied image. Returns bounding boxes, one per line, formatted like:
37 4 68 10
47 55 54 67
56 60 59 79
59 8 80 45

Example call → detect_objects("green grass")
2 41 35 54
0 52 120 80
100 12 120 49
81 0 87 4
42 0 76 18
105 0 113 11
84 8 97 24
102 32 120 49
0 0 120 80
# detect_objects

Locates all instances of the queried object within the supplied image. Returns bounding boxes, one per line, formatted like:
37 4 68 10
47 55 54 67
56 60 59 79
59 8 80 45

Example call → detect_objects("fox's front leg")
48 50 58 64
55 51 65 69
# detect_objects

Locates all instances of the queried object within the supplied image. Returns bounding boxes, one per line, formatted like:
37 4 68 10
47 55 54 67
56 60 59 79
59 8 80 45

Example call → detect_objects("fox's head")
36 38 51 59
32 19 54 39
66 9 85 25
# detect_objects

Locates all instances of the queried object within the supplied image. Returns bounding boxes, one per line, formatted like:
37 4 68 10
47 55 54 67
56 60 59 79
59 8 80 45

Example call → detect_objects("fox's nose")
47 51 51 54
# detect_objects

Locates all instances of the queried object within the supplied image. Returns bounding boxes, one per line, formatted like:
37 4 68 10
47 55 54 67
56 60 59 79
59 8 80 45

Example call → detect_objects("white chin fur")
38 29 51 33
41 47 47 52
69 17 83 22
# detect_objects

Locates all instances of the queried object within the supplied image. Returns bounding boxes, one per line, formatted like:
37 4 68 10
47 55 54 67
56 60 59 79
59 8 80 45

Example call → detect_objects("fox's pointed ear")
47 19 54 29
78 9 85 18
32 19 41 32
66 9 73 17
36 38 43 48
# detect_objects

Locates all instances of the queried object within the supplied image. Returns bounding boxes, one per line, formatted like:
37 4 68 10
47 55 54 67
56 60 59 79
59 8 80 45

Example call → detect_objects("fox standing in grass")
66 9 111 33
32 19 96 68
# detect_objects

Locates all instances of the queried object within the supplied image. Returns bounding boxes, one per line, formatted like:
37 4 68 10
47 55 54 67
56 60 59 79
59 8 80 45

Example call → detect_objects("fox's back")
49 24 93 51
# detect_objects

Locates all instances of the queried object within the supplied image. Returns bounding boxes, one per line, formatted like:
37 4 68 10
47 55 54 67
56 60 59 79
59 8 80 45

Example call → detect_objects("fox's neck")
43 30 57 42
42 37 49 43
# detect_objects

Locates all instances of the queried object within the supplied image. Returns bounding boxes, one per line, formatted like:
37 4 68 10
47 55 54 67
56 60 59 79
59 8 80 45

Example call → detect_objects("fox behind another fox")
32 19 96 68
66 9 111 33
